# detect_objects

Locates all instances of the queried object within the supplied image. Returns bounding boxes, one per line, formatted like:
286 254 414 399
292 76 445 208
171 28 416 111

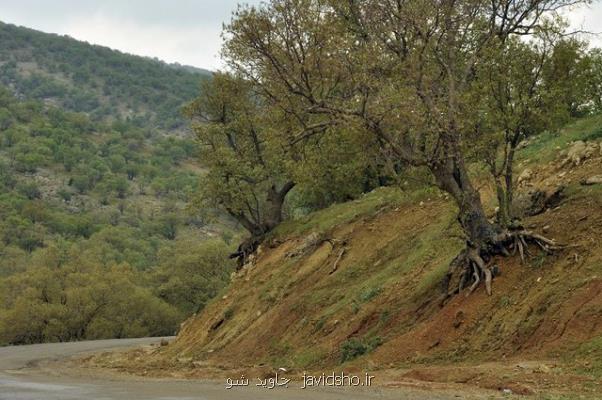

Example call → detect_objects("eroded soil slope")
86 117 602 397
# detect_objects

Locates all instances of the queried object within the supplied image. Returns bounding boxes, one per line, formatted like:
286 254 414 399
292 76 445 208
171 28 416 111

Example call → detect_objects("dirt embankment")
83 129 602 398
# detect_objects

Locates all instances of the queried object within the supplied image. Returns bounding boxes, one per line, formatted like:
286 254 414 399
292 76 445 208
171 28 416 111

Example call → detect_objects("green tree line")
0 85 235 345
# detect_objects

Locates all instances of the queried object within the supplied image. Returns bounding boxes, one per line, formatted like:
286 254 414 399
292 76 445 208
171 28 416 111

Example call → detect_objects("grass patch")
530 252 548 269
313 316 327 333
293 348 328 368
571 335 602 378
273 186 439 238
582 125 602 141
498 295 512 308
224 307 235 320
518 114 602 165
564 182 602 205
358 286 382 303
340 336 383 362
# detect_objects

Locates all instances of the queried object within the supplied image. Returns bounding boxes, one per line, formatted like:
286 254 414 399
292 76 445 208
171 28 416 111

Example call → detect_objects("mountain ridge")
0 20 211 134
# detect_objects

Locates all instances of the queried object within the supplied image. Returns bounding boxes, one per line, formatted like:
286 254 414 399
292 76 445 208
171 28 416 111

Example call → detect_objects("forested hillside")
0 24 234 345
0 21 210 132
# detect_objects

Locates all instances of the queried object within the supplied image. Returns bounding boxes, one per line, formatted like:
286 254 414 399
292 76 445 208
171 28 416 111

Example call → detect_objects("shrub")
340 336 383 362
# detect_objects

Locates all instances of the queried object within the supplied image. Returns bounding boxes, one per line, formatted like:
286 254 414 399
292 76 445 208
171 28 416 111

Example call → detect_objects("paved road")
0 338 500 400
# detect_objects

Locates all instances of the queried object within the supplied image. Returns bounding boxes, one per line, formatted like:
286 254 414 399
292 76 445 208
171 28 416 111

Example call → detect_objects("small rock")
517 363 529 369
586 142 599 157
518 168 533 185
512 186 565 218
193 360 209 367
582 175 602 186
542 225 550 233
502 388 513 395
561 140 599 167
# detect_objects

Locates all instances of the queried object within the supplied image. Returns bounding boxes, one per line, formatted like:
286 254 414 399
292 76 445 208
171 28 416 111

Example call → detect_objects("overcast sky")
0 0 601 71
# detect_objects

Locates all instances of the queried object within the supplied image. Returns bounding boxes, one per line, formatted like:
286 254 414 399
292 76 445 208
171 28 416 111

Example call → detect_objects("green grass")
571 335 602 378
273 186 439 238
564 182 602 204
293 347 328 368
294 200 463 341
340 336 383 363
518 114 602 165
358 286 382 303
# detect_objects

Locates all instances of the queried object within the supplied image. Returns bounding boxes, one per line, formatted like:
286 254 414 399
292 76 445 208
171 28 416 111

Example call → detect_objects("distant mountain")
0 21 211 134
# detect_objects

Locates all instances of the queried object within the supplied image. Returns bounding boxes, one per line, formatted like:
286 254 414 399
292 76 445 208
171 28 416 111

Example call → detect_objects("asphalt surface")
0 338 499 400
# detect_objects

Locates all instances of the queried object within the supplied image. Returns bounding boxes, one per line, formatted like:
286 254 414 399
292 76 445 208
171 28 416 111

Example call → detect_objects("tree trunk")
430 148 499 249
228 181 295 268
436 140 561 300
263 181 295 232
495 176 511 228
503 145 516 222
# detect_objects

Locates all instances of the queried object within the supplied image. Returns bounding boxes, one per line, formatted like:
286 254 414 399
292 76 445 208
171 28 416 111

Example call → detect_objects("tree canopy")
219 0 598 293
186 71 380 262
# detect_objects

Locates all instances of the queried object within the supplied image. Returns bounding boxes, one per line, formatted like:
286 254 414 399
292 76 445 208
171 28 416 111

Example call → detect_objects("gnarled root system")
441 230 564 304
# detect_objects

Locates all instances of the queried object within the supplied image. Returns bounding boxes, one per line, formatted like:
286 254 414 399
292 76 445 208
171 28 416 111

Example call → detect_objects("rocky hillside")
88 115 602 398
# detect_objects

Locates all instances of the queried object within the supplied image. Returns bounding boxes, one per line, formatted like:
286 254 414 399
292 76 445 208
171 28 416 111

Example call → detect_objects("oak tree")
186 72 296 262
222 0 589 293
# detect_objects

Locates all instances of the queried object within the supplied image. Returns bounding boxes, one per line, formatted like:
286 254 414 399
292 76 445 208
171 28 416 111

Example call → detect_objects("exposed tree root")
496 230 565 263
441 229 565 304
229 235 264 270
330 248 346 274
